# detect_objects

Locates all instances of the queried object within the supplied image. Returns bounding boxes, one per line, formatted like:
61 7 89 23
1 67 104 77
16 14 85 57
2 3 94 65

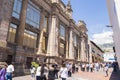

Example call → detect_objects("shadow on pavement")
109 71 120 80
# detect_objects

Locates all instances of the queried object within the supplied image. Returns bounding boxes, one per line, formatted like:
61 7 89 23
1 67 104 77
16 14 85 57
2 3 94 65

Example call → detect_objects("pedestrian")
53 63 59 79
75 64 79 72
48 64 55 80
104 64 109 77
36 64 42 80
112 62 117 72
67 63 72 77
59 64 68 80
72 64 75 73
43 64 49 80
90 63 93 72
0 62 8 80
95 62 99 72
6 63 14 80
86 63 89 72
40 64 48 80
30 66 36 80
82 63 85 72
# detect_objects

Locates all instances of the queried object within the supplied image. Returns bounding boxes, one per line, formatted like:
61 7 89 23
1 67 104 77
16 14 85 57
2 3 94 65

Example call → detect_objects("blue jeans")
6 72 12 80
62 78 66 80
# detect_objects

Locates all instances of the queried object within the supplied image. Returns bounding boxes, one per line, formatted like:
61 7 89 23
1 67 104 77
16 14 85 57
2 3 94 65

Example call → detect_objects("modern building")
89 41 104 63
106 0 120 68
0 0 89 75
103 52 116 62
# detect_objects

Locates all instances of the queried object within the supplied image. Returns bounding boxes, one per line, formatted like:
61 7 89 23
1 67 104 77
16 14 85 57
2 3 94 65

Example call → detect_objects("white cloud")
91 31 113 44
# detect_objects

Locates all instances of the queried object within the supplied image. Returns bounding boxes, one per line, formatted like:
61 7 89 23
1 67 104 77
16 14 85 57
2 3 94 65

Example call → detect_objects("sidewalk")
13 68 120 80
13 73 87 80
56 73 88 80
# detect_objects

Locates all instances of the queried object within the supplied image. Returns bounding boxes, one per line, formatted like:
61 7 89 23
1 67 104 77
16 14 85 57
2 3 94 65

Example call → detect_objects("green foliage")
31 61 39 68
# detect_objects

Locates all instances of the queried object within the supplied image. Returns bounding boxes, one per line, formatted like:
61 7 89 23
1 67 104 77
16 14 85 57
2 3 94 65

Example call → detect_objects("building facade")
0 0 88 75
106 0 120 68
89 41 104 63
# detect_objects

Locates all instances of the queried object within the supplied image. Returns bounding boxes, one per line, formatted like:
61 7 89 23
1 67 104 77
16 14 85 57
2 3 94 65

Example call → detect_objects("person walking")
90 63 93 72
53 63 59 79
95 62 99 72
48 64 55 80
43 64 48 80
112 62 117 72
75 64 79 72
0 62 7 80
67 63 72 77
36 64 42 80
6 63 14 80
59 64 68 80
86 63 89 72
104 64 109 77
82 63 85 72
30 66 36 80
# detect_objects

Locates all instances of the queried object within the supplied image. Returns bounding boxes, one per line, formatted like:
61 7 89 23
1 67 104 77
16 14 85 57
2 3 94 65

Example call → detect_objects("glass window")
42 36 48 52
74 48 78 59
8 23 17 43
43 16 49 32
92 49 95 53
44 16 48 28
59 43 65 54
23 29 37 48
12 0 22 19
26 2 40 28
60 25 65 39
74 34 77 46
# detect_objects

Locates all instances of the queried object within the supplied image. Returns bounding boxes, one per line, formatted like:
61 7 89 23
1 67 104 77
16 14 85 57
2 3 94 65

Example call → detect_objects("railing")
7 42 16 50
7 42 36 53
23 46 36 53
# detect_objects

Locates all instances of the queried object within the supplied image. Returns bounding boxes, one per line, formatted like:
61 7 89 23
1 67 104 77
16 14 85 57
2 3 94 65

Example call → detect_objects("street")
13 68 120 80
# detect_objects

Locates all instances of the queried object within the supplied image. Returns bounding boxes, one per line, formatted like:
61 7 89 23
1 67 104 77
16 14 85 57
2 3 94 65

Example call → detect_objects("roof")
90 41 104 53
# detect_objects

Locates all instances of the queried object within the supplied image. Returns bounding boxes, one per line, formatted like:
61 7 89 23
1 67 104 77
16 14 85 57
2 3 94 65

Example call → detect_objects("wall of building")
90 41 104 63
106 0 120 68
0 0 89 69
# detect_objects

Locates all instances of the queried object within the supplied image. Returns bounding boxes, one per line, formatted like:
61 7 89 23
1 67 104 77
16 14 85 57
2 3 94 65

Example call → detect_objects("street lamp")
106 25 112 27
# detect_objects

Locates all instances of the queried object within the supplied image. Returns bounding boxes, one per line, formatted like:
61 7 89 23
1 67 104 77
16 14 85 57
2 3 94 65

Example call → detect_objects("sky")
62 0 113 45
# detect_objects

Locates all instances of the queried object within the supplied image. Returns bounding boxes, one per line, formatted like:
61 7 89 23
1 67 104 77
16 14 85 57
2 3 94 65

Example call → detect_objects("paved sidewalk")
56 73 88 80
13 73 88 80
13 68 120 80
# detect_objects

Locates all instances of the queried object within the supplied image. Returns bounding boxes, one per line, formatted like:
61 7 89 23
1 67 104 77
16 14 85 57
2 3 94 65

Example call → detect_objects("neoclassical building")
0 0 88 74
89 41 104 63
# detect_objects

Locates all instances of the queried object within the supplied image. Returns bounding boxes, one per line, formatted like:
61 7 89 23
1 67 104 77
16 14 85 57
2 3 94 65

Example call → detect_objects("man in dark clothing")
48 65 55 80
54 64 59 79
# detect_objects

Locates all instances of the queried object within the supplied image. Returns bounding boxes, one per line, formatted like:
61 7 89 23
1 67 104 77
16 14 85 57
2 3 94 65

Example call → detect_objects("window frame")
12 0 22 19
26 1 40 29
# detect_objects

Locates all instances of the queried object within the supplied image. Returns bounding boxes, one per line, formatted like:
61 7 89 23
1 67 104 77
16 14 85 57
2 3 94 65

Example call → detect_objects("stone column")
16 0 28 46
80 36 85 62
37 9 45 55
68 29 74 59
0 0 14 61
77 41 80 61
88 41 92 63
47 15 59 56
65 27 69 59
13 0 28 76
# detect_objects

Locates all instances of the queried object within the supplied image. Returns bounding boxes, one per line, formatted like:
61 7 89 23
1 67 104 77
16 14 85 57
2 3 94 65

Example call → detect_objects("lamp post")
106 25 112 27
